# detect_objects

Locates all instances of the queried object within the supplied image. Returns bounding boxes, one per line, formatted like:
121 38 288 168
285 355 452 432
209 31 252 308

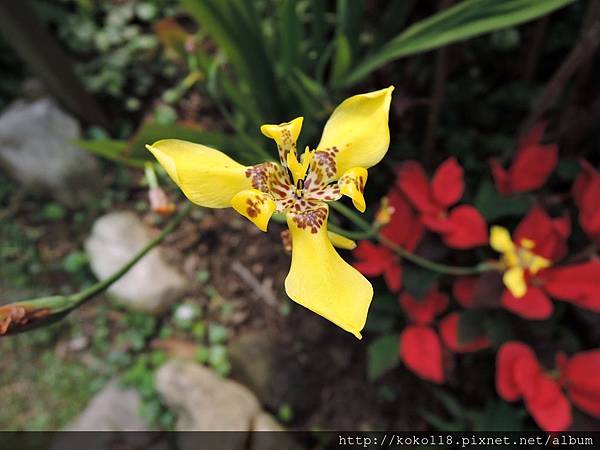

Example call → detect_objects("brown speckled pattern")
244 140 352 233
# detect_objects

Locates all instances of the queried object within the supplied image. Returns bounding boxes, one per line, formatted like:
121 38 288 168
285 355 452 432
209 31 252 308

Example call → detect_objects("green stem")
329 201 495 276
327 222 375 240
72 203 192 303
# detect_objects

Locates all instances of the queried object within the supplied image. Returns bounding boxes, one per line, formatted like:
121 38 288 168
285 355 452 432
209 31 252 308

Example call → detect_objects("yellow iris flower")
146 87 394 338
490 226 551 298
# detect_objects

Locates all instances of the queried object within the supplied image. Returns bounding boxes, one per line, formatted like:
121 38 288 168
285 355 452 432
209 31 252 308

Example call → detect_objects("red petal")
564 350 600 418
440 205 488 249
508 143 558 194
439 312 490 353
353 241 391 276
400 325 444 384
384 263 402 292
502 286 554 320
572 160 597 208
395 161 438 214
431 157 464 208
514 206 570 261
539 262 600 312
572 162 600 244
399 285 448 325
452 277 477 308
489 158 511 196
525 375 572 432
496 341 540 402
380 190 424 251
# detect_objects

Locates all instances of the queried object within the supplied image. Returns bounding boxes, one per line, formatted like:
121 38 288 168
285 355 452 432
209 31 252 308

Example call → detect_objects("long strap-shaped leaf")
339 0 575 87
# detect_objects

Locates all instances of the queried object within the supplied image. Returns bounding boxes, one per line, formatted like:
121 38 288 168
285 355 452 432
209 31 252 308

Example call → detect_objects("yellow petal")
503 266 527 298
490 226 515 254
327 231 356 250
529 254 551 275
260 117 304 166
338 167 368 212
231 189 276 232
316 86 393 178
285 205 373 339
147 139 251 208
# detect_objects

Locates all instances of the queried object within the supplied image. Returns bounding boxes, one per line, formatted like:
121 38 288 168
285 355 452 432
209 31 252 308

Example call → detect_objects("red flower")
400 289 448 325
400 325 444 384
496 342 571 431
497 343 600 431
399 285 489 384
495 206 600 320
399 285 448 384
379 189 423 251
562 350 600 419
439 312 491 353
489 122 558 196
396 158 488 249
572 160 600 244
353 241 401 292
354 190 423 292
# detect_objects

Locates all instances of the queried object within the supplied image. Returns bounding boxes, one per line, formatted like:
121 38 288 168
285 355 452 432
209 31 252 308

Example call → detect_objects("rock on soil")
155 360 300 450
85 211 188 315
228 330 316 414
0 97 101 206
65 379 148 431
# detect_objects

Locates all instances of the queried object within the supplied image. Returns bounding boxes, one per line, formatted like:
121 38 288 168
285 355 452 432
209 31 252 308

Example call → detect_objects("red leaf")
525 375 572 432
502 286 554 320
489 158 511 196
514 205 570 261
572 161 600 244
496 341 540 402
509 142 557 194
539 262 600 312
440 205 488 249
399 286 448 325
400 325 444 384
564 350 600 418
395 161 438 214
384 263 402 292
439 313 490 353
431 157 464 208
353 241 390 276
452 277 477 308
380 189 424 251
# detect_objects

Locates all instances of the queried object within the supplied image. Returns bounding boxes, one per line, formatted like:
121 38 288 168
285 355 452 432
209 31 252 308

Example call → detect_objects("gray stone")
0 97 101 206
85 211 188 315
155 361 300 450
156 360 261 432
66 379 148 431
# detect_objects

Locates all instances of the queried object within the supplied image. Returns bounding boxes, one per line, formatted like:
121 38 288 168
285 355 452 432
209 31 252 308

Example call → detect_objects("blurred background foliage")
1 0 598 436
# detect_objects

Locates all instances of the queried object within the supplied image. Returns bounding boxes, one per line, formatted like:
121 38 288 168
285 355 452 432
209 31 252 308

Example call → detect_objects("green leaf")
367 333 399 381
402 264 440 299
330 33 352 85
341 0 575 86
472 399 524 431
474 180 531 221
457 309 488 345
75 138 146 168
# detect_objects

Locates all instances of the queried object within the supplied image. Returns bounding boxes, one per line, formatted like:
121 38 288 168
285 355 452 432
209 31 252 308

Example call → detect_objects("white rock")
0 97 101 206
85 211 188 315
